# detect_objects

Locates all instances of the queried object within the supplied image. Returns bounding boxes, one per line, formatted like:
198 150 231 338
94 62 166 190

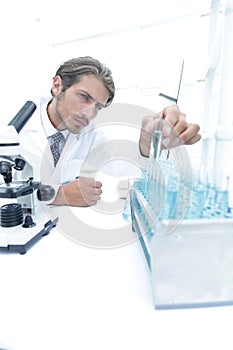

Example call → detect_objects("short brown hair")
52 56 115 106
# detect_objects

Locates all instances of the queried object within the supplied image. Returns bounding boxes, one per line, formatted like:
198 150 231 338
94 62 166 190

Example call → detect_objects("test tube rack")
130 151 233 309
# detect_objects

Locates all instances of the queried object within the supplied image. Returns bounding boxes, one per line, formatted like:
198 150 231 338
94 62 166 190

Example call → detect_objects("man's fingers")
178 123 201 144
162 105 181 124
183 133 202 145
94 181 102 188
162 124 201 149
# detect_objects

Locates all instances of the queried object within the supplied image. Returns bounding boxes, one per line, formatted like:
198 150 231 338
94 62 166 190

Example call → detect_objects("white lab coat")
16 96 142 206
18 96 112 191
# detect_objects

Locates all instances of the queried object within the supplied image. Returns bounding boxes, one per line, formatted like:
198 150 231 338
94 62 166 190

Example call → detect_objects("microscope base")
0 212 58 254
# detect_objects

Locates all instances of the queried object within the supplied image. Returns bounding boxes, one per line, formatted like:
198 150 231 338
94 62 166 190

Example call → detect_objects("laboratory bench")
1 209 233 350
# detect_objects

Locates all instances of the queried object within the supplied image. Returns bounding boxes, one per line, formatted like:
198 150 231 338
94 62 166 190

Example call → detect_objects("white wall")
0 0 212 125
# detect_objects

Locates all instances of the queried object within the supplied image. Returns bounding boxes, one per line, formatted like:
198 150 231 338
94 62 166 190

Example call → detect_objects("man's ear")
52 75 63 95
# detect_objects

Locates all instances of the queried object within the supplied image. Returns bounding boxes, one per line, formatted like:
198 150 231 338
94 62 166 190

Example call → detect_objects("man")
22 56 200 207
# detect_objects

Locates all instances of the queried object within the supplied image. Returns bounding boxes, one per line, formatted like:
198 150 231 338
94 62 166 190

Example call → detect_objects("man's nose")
81 105 98 120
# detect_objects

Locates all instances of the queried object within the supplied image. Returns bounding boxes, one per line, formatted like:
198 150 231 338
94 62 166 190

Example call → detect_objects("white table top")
1 209 233 350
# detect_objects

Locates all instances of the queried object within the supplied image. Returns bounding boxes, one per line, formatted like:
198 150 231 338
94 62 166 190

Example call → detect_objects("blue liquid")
185 185 205 219
203 184 216 218
132 162 231 222
160 187 179 220
122 199 132 222
215 189 229 217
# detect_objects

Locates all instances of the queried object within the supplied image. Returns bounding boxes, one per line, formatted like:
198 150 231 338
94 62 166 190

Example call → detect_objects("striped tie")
48 132 65 166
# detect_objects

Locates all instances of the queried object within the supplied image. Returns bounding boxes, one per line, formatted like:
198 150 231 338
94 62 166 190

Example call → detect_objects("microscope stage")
0 181 40 198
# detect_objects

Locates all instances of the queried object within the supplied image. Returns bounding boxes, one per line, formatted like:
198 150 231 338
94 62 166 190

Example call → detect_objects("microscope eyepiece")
8 101 37 133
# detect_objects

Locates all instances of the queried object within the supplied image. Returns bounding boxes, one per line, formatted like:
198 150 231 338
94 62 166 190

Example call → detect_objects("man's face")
50 74 110 134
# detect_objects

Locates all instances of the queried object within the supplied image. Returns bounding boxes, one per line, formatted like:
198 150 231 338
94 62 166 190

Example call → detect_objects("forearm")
51 185 68 206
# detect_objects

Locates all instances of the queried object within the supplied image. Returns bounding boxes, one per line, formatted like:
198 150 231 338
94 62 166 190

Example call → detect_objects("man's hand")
139 105 201 157
52 177 102 207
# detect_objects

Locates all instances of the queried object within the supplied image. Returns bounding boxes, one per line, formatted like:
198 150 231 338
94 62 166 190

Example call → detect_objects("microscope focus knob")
22 215 36 228
14 158 26 171
37 185 55 201
0 203 23 227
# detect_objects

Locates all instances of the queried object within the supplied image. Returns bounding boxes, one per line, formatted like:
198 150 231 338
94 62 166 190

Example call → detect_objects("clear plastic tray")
148 218 233 309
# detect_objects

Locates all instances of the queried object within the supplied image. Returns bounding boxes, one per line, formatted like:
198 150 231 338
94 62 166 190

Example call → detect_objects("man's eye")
95 104 103 111
80 93 89 101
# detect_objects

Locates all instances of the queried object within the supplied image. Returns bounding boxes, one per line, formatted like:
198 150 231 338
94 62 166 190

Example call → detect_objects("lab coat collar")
40 96 69 140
